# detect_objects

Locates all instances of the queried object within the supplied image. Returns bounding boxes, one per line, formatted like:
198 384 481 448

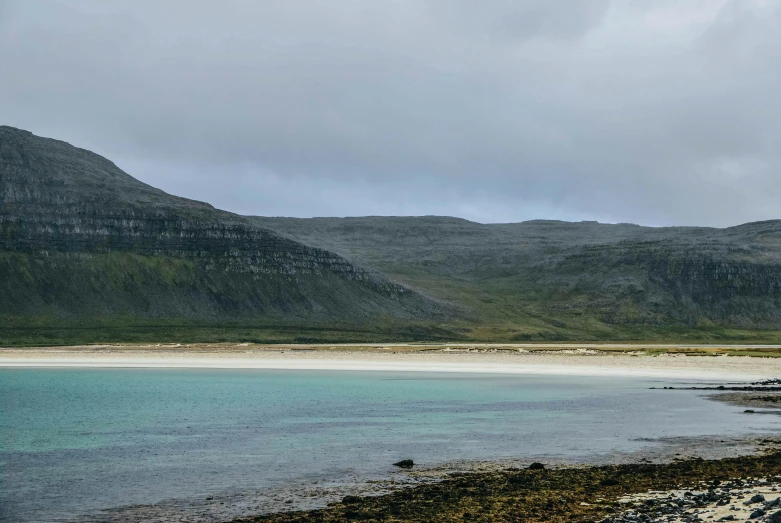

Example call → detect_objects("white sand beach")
2 344 781 381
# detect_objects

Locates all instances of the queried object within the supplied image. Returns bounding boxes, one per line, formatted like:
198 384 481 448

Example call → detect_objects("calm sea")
1 368 779 522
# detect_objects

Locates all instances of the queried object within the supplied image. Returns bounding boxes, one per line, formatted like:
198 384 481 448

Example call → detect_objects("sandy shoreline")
3 346 781 380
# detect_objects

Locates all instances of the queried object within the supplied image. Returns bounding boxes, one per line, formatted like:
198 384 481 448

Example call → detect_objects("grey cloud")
425 0 611 41
1 0 780 226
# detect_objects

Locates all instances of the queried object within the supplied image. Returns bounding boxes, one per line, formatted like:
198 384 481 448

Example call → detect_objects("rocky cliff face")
253 216 781 330
0 126 442 321
1 127 369 278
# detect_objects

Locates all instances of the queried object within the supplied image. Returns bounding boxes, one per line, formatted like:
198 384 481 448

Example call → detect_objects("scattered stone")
527 462 546 470
254 451 781 523
393 459 414 469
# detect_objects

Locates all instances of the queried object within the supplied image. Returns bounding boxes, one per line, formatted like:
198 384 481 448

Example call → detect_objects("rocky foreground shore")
234 449 781 523
607 476 781 523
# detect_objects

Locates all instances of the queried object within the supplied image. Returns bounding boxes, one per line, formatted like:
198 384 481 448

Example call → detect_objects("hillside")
0 126 450 345
3 125 781 346
252 216 781 340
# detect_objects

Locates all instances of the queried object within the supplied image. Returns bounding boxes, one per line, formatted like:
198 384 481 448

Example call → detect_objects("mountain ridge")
0 126 449 332
251 215 781 336
2 125 781 345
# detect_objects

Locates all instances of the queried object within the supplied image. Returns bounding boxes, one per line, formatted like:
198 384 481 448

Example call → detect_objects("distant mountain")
252 216 781 339
0 126 448 339
3 125 780 346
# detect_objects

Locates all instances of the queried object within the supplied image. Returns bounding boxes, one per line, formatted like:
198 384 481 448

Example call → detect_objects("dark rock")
749 508 765 519
766 497 781 509
342 495 362 504
393 459 414 469
0 126 449 330
600 478 620 486
769 510 781 523
745 410 756 414
527 462 546 470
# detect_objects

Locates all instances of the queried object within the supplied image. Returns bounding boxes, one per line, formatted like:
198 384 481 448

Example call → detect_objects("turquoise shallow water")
1 369 780 522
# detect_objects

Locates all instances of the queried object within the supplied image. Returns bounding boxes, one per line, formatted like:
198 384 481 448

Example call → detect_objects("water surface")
1 368 779 522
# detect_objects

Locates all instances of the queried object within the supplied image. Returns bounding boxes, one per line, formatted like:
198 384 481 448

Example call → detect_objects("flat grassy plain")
4 314 781 348
4 317 781 348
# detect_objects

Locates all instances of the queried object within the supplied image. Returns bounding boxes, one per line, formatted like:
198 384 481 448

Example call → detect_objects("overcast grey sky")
1 0 780 226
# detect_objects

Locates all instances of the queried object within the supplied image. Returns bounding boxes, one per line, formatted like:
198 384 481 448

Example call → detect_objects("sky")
1 0 780 227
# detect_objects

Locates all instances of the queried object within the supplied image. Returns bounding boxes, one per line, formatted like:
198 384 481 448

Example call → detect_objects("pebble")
603 478 781 523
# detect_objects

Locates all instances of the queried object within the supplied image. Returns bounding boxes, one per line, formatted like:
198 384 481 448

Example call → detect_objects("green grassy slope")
252 217 781 342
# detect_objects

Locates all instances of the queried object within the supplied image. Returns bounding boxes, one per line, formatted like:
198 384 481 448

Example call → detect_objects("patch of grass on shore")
0 317 473 347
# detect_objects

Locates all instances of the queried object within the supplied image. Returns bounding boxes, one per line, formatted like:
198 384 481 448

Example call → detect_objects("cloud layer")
2 0 780 226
